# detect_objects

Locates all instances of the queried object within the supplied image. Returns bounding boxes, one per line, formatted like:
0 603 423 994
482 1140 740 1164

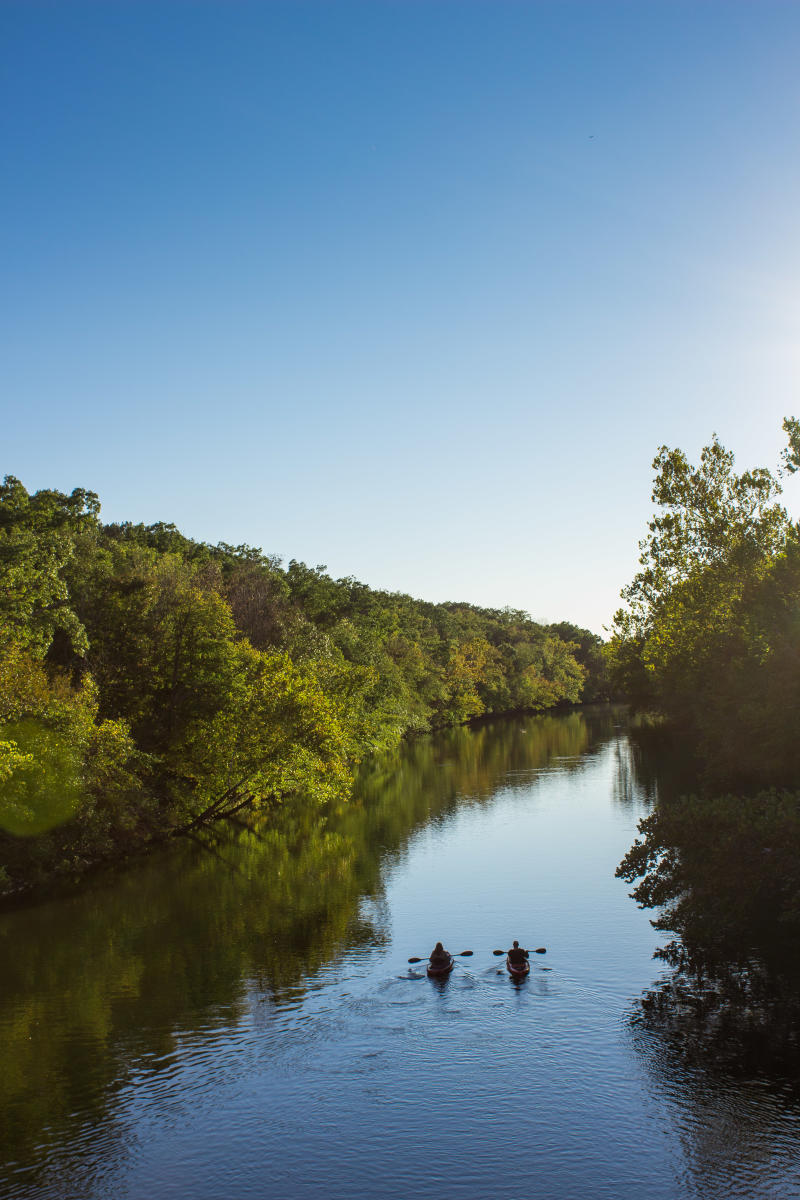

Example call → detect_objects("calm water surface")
1 708 799 1198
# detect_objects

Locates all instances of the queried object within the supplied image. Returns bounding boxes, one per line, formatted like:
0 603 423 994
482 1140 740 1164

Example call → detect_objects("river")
1 706 799 1198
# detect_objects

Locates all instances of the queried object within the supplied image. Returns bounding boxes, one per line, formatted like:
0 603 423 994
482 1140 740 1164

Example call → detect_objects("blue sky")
3 1 800 632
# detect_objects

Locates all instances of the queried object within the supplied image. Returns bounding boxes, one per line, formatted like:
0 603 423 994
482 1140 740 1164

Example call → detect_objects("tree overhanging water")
0 477 609 899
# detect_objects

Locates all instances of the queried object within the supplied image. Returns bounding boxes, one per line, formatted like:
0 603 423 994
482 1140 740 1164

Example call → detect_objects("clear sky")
3 1 799 633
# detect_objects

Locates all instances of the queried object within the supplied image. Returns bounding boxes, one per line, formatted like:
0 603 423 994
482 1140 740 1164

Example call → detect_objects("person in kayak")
429 941 451 967
507 940 528 965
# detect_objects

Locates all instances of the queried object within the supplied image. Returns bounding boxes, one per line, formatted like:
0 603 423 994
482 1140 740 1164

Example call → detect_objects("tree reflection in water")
0 705 620 1187
621 722 800 1125
628 950 800 1199
633 954 800 1095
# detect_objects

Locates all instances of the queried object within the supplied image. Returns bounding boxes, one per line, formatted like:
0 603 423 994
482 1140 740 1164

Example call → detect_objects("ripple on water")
4 719 800 1200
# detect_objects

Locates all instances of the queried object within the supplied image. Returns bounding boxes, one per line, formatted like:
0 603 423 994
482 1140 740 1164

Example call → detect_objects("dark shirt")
507 947 528 964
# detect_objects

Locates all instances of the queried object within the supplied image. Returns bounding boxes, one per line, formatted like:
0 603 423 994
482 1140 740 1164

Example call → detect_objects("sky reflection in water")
1 707 799 1199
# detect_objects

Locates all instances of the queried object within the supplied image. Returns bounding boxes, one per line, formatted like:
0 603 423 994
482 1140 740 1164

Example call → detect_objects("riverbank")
1 477 609 904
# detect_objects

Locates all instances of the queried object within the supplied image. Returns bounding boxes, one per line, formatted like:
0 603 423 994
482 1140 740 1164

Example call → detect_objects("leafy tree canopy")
0 475 597 898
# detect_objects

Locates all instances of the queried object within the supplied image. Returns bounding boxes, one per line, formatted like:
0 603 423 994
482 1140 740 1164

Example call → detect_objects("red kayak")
506 954 530 979
427 955 455 978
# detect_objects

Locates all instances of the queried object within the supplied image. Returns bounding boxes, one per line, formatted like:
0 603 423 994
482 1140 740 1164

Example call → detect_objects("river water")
1 707 799 1199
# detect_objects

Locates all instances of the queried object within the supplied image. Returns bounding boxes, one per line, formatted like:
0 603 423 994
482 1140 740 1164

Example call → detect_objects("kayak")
427 954 455 978
506 954 530 979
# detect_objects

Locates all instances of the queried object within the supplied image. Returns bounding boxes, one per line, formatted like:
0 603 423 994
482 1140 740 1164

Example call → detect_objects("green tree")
609 428 795 742
0 640 139 865
0 476 99 658
174 642 354 825
1 474 595 899
548 621 610 701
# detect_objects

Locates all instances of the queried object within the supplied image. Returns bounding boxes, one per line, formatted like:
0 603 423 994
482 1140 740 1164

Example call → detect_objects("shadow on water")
613 715 704 810
631 962 800 1099
626 958 800 1199
620 720 800 1156
0 705 622 1187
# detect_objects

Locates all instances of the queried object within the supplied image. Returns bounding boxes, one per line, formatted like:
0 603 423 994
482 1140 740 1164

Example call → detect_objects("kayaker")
429 941 451 966
507 940 528 965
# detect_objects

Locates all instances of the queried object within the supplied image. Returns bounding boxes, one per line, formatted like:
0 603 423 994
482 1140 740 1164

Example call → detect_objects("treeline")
610 419 800 973
0 476 606 897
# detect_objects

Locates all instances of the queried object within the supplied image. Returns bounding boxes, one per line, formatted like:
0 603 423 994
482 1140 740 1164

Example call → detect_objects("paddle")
407 951 473 963
493 947 546 955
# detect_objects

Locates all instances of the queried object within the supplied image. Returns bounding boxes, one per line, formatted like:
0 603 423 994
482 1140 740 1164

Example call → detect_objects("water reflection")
622 724 800 1195
615 717 703 809
0 705 621 1188
5 703 797 1199
633 966 800 1096
630 968 800 1198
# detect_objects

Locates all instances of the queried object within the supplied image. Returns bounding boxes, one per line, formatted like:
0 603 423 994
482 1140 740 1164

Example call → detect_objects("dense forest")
610 418 800 976
0 476 607 898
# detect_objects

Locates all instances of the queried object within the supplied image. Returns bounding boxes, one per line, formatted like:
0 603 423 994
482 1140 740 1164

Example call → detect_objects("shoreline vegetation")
0 476 609 902
610 418 800 982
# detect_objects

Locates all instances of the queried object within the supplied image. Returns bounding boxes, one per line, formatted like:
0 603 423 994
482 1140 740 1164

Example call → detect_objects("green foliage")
613 433 789 657
0 475 596 897
780 415 800 476
0 637 141 902
174 642 354 819
0 739 34 786
0 476 98 657
548 622 612 701
74 546 242 754
613 419 800 978
609 422 800 787
0 719 84 836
